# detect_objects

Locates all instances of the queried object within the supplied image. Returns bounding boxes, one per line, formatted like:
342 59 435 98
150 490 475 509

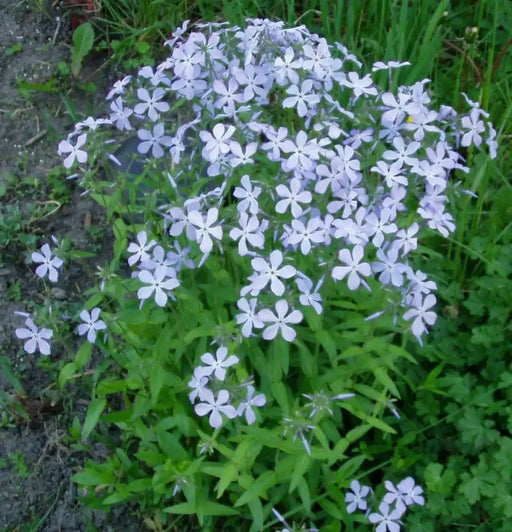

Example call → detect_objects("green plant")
71 22 95 77
33 12 499 530
7 1 510 530
0 356 30 426
7 451 30 479
8 279 23 301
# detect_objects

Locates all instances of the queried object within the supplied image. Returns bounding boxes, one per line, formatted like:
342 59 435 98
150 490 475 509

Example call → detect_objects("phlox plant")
21 17 496 531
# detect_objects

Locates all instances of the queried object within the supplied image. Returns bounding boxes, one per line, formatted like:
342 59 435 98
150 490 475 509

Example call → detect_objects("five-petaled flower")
200 124 236 162
403 293 437 340
127 231 157 266
345 480 371 514
15 318 53 356
332 245 371 290
137 265 180 307
58 133 88 169
368 501 405 532
194 389 237 428
237 385 266 424
32 244 63 283
235 297 264 338
258 299 303 342
200 347 239 381
77 307 107 344
249 250 296 296
188 208 223 254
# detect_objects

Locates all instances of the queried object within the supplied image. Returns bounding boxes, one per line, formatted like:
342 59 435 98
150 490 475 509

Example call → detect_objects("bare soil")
0 2 141 530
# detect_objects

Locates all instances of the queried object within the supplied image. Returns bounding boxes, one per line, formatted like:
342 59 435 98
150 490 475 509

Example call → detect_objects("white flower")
461 108 485 147
109 97 133 130
403 293 437 339
283 80 320 117
188 208 223 254
134 87 169 121
15 318 53 356
194 389 237 428
341 71 377 98
229 141 258 167
137 123 173 158
106 75 132 100
200 347 239 381
235 297 264 337
237 385 266 424
368 502 405 532
77 308 107 344
199 124 236 162
229 212 266 256
396 476 425 506
259 299 303 342
250 250 296 296
137 265 180 307
32 244 63 283
280 130 320 171
372 247 408 287
345 480 371 514
287 218 324 255
273 47 302 85
233 174 261 214
127 231 157 266
332 245 371 290
187 367 210 403
296 275 323 315
58 133 88 168
275 178 312 218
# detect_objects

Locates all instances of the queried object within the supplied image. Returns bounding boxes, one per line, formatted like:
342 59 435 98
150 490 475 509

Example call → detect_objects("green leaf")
0 356 24 393
290 454 311 492
97 379 129 395
165 501 240 516
297 476 311 511
58 362 78 388
365 416 396 434
113 217 128 261
425 463 457 495
296 341 315 377
102 488 131 505
75 342 92 369
118 307 147 324
157 430 187 461
318 497 344 520
71 466 113 486
71 22 95 76
216 463 238 497
234 471 277 507
84 293 104 310
248 498 264 531
150 365 165 406
335 455 366 483
183 324 217 345
6 43 22 55
271 381 289 416
317 329 338 362
81 397 107 441
373 367 400 398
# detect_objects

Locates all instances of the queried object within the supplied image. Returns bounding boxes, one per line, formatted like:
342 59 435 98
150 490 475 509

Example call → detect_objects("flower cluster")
58 18 496 350
188 346 266 428
14 306 107 356
345 477 425 531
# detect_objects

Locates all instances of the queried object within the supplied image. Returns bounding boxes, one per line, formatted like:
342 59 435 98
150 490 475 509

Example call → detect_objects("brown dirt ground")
0 1 141 530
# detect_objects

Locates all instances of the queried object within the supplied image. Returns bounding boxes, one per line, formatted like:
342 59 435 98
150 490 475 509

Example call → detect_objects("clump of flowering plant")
49 18 496 530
